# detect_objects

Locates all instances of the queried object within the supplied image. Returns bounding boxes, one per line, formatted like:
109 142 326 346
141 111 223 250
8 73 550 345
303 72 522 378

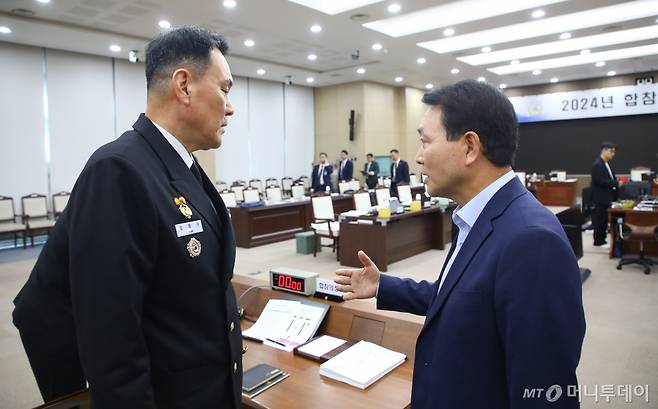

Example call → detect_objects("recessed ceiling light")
550 77 559 83
425 83 434 89
388 3 401 13
356 67 366 74
365 0 566 38
223 0 237 8
488 44 658 75
394 76 403 82
477 76 486 82
310 24 322 33
244 39 255 47
417 57 426 64
256 68 266 75
532 9 545 18
0 26 11 34
481 46 492 53
443 28 455 36
458 26 658 66
158 20 171 29
307 53 317 61
417 1 658 54
290 0 385 15
607 70 616 76
306 77 315 83
109 45 121 52
499 83 507 89
450 68 460 74
595 61 606 67
37 0 51 3
510 59 520 65
580 49 591 55
372 43 383 50
532 69 542 75
559 32 571 40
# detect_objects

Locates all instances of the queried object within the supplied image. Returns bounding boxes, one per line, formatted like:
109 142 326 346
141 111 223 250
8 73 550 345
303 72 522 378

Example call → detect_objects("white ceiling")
0 0 657 89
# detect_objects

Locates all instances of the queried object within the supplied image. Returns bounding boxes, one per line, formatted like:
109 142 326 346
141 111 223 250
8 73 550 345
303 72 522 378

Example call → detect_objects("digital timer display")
272 273 305 293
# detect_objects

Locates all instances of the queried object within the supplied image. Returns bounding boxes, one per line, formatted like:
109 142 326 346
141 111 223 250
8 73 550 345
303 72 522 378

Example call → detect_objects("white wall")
215 77 314 184
0 43 48 214
114 59 147 137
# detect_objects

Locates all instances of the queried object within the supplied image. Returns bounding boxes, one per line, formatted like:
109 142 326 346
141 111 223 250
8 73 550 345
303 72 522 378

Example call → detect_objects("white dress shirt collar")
152 121 194 169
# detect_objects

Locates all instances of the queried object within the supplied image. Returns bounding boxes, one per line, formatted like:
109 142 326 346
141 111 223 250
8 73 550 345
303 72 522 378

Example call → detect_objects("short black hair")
145 25 229 92
341 150 348 155
319 152 327 157
600 141 617 150
422 80 518 167
390 149 399 154
366 153 374 158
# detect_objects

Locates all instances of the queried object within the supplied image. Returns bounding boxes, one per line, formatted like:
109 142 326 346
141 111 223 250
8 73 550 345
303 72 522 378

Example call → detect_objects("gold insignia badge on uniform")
186 237 201 257
174 196 193 219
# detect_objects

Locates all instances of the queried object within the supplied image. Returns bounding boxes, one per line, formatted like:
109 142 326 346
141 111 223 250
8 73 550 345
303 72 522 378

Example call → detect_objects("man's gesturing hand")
334 250 381 301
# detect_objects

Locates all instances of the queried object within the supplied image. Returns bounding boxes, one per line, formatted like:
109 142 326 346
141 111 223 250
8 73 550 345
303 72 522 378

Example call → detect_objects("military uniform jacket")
13 114 243 409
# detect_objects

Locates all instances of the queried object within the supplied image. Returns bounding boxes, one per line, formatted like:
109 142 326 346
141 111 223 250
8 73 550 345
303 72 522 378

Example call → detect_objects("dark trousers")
18 329 86 403
390 182 399 198
366 177 377 189
592 203 610 245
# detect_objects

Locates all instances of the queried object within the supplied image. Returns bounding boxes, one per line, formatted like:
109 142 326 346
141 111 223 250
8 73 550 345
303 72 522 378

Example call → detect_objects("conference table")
338 205 454 272
35 275 423 409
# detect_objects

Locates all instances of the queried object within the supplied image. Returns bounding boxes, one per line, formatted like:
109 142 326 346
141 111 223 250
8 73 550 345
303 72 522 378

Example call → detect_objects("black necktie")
190 161 203 186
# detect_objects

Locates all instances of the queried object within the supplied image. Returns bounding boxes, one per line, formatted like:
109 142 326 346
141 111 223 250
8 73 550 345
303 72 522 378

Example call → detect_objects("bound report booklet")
242 363 289 398
319 341 406 389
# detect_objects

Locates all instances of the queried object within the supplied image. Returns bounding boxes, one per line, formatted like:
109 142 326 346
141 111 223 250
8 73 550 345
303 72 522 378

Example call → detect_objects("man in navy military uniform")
14 26 243 409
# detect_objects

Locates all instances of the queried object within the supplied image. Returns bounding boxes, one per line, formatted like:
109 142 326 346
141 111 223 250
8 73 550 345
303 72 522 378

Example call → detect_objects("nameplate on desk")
175 220 203 237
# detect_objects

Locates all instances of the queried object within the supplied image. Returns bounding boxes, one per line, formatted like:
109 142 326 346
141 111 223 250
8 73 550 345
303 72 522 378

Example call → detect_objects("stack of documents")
319 341 406 389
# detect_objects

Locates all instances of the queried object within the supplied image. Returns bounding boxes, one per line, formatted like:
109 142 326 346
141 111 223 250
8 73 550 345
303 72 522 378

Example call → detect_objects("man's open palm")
334 250 380 301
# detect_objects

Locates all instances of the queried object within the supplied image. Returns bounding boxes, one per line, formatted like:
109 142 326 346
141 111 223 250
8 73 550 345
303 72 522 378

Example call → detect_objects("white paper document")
242 299 327 351
297 335 347 358
319 341 406 389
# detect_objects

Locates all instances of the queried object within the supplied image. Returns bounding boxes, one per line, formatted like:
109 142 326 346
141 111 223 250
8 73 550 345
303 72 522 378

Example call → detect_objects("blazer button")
229 321 235 332
233 362 238 373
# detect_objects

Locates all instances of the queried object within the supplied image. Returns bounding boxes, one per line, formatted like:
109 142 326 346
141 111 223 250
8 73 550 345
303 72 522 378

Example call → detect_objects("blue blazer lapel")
423 178 528 326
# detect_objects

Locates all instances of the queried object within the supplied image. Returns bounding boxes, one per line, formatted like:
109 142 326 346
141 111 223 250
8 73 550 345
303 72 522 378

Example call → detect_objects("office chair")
616 222 657 275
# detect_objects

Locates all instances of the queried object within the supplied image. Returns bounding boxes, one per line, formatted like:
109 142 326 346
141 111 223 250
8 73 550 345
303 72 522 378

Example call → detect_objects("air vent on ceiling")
350 14 370 21
11 8 36 17
601 25 622 32
330 73 342 77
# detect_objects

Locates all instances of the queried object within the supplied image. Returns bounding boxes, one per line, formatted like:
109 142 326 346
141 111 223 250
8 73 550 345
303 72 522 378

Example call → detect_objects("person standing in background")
363 153 380 189
311 152 333 192
389 148 410 197
590 142 618 248
338 150 354 181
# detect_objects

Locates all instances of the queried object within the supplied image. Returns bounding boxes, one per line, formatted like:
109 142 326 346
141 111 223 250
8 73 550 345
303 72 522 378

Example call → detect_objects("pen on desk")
266 338 287 347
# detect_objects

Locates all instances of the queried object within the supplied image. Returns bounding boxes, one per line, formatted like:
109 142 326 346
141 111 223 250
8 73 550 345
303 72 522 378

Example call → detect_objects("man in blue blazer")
389 148 410 197
338 149 354 181
335 80 585 409
311 152 333 192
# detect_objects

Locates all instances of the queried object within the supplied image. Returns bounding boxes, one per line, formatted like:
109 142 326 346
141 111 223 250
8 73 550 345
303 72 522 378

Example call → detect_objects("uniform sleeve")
68 156 158 409
376 274 437 316
495 227 586 409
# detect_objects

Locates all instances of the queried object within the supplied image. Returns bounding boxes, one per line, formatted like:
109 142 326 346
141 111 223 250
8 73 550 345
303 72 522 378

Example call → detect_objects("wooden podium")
34 275 423 409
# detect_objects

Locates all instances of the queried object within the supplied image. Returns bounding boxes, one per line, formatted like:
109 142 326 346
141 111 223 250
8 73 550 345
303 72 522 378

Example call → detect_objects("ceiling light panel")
288 0 385 15
418 0 658 54
458 25 658 66
488 43 658 75
363 0 566 38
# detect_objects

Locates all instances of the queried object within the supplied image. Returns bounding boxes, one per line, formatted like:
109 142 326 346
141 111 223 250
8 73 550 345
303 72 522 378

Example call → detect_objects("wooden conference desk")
36 275 423 409
338 206 453 272
230 195 353 248
529 180 578 206
608 206 658 259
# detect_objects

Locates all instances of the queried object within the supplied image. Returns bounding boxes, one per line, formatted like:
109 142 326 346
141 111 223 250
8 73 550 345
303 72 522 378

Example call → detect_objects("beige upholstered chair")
310 194 340 259
215 181 228 192
291 184 306 199
375 188 391 206
230 182 245 202
219 190 238 208
349 180 361 192
52 191 70 219
0 195 26 248
266 186 283 202
281 177 293 194
242 187 261 203
397 184 413 204
338 181 351 194
409 173 419 187
265 177 279 187
353 192 372 212
249 179 263 192
22 193 56 247
299 176 310 190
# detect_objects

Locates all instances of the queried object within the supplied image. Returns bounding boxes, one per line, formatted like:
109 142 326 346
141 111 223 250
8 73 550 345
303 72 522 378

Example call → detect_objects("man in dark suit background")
362 153 380 189
311 152 333 192
335 80 585 409
13 26 244 409
590 142 618 247
389 148 410 197
338 149 353 181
